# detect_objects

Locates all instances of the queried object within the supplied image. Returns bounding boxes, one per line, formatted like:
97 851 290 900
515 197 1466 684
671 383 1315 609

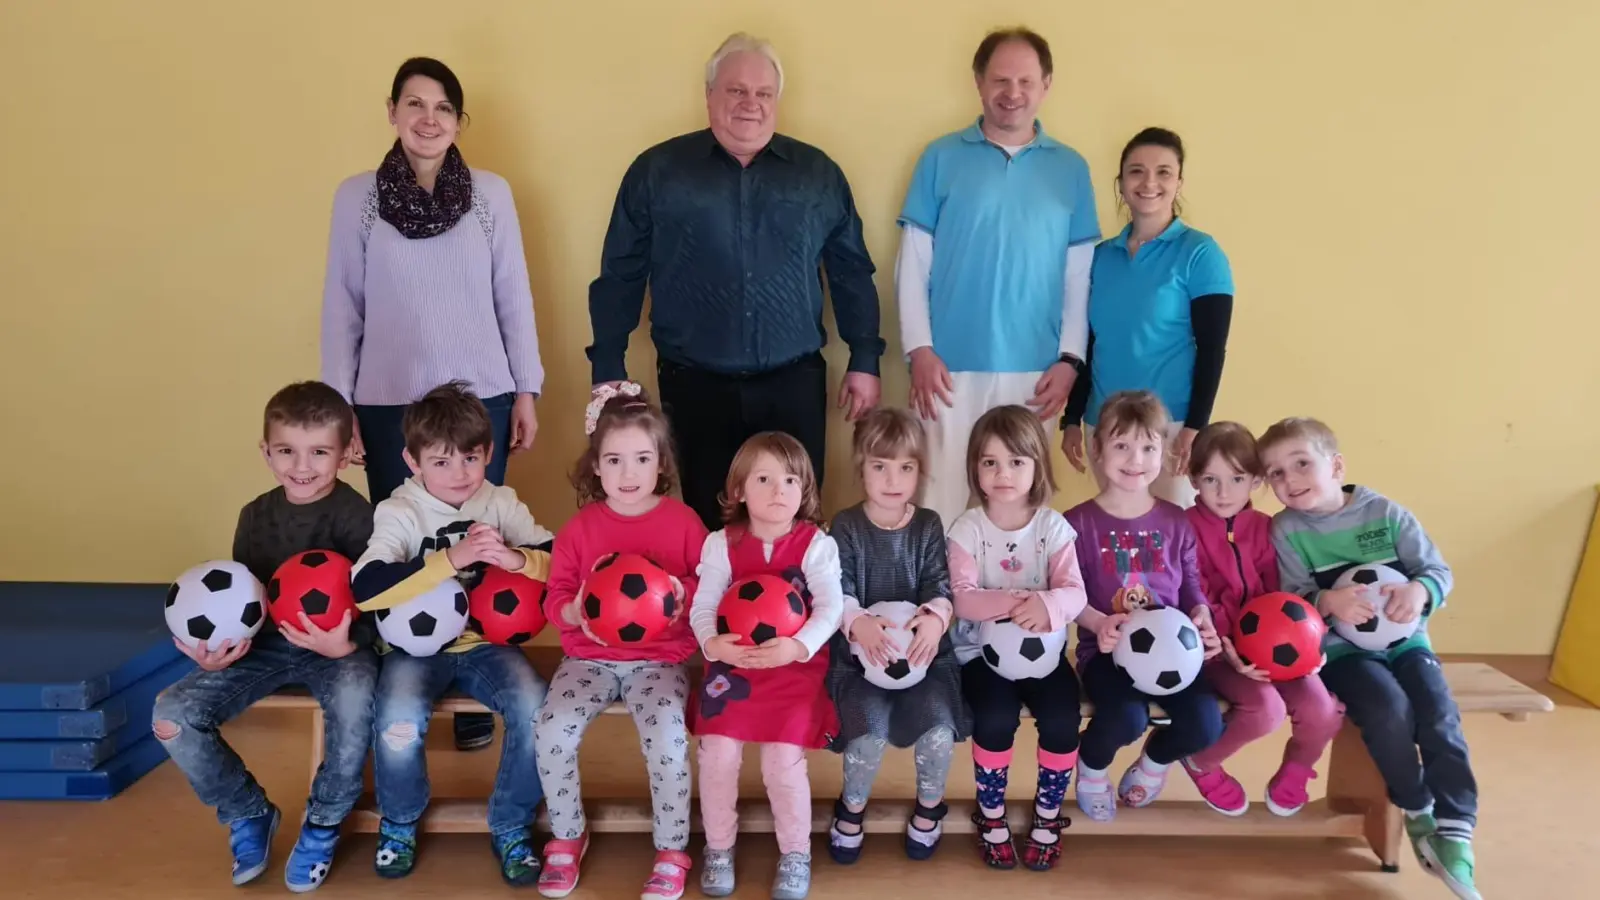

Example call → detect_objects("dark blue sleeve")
352 556 428 604
820 163 884 376
586 155 654 384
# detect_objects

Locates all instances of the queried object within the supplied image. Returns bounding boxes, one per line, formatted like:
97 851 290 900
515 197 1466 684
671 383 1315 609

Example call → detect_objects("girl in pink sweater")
533 385 707 900
1179 422 1343 817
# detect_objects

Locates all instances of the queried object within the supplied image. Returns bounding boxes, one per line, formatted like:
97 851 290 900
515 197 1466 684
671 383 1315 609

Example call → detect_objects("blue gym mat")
0 582 182 710
0 655 194 768
0 654 194 740
0 733 170 800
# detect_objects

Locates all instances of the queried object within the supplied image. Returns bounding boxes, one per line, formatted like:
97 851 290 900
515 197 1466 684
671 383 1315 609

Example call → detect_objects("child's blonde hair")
1188 421 1263 478
1092 390 1171 451
1257 416 1340 460
965 405 1056 508
719 431 822 525
851 407 928 475
571 389 678 507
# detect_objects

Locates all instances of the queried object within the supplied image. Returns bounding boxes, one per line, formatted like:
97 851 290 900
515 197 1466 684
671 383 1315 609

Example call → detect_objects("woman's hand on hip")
509 393 538 454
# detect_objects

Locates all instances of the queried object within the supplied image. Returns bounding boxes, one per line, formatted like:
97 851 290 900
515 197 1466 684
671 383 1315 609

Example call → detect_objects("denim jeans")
373 644 547 837
1320 648 1478 825
153 630 379 827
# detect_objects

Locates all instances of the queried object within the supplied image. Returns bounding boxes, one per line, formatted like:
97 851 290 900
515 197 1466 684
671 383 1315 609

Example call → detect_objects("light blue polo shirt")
898 118 1101 373
1084 218 1234 426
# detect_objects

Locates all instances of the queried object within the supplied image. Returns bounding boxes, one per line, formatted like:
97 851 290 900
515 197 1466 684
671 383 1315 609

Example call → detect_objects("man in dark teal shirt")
586 32 884 529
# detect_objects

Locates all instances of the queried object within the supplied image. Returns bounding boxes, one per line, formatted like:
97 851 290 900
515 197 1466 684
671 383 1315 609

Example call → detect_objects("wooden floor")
0 655 1592 899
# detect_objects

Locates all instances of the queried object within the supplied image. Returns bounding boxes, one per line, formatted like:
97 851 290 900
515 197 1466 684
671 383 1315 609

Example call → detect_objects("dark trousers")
1077 653 1225 769
960 658 1082 754
656 354 828 530
354 390 514 742
1320 648 1477 824
355 391 514 504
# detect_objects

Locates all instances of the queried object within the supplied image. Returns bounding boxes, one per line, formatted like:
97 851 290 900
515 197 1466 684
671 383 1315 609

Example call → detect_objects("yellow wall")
2 1 1597 654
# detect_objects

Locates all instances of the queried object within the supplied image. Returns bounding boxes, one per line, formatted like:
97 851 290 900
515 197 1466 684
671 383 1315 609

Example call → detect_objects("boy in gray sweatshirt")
1259 417 1479 900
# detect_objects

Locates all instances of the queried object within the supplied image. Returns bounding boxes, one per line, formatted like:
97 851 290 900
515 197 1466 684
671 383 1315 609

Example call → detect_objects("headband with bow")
585 381 645 435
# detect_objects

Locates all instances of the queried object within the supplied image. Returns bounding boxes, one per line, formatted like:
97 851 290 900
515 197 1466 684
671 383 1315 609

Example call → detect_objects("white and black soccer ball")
376 577 470 657
166 560 266 651
849 600 929 691
978 618 1066 682
1111 606 1204 696
1331 563 1419 652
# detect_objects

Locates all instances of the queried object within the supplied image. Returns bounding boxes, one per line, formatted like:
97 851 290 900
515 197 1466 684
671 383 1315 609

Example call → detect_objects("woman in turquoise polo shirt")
1060 127 1234 507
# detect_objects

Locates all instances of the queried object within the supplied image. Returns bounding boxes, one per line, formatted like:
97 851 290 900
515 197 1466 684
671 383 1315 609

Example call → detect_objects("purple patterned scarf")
376 139 472 240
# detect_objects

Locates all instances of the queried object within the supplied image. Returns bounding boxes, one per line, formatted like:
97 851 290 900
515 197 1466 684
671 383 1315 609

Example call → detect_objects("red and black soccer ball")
580 552 678 646
467 564 548 646
266 550 357 631
716 574 807 646
1232 591 1327 681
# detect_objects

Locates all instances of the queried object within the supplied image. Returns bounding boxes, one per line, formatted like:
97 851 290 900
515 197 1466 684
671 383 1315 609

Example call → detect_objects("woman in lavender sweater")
319 56 544 751
321 55 544 506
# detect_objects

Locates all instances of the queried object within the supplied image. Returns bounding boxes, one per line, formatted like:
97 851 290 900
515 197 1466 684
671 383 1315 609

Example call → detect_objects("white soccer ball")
978 618 1067 681
376 578 470 657
1112 606 1205 696
1331 564 1420 652
165 560 266 651
849 601 929 691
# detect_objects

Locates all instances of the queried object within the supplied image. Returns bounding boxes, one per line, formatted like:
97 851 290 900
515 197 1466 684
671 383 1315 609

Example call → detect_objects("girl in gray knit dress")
824 409 972 864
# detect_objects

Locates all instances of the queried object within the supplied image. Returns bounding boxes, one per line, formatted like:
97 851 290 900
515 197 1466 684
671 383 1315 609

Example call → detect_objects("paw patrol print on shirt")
1098 529 1169 612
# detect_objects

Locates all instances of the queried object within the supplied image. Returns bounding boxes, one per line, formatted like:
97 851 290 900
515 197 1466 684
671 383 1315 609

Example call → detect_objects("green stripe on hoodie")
1270 485 1453 663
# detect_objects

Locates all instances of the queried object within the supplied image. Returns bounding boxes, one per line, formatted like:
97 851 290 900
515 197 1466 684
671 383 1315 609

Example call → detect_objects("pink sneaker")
640 849 692 900
1181 758 1249 816
1265 762 1318 817
537 834 589 898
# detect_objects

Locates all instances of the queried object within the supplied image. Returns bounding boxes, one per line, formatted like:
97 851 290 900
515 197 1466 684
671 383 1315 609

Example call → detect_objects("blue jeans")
153 630 378 827
373 645 547 836
1320 648 1478 825
1077 652 1226 769
356 391 513 504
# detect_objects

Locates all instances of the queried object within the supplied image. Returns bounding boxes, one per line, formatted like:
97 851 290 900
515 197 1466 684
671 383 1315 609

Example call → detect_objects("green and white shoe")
1420 836 1481 900
1404 811 1438 871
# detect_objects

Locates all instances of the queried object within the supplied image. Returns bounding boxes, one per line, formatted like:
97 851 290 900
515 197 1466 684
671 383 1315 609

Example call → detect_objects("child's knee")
972 706 1023 745
378 719 425 754
151 689 200 739
1228 689 1287 740
152 717 183 741
697 735 742 772
760 744 807 788
1091 701 1151 747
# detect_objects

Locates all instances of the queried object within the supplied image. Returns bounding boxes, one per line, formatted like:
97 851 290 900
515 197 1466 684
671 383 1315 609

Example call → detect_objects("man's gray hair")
704 32 785 95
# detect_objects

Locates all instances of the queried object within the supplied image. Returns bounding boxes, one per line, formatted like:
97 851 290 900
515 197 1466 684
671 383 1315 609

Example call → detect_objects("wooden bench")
257 651 1553 871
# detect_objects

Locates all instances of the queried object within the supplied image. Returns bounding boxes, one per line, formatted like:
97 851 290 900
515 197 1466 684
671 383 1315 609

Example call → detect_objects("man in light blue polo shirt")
896 26 1100 527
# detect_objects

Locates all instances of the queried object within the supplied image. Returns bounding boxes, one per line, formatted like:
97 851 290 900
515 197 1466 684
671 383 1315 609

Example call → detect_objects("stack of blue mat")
0 583 195 800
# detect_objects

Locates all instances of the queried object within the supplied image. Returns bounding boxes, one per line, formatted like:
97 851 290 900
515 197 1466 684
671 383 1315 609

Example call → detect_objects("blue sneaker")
374 818 418 879
229 804 280 885
285 817 341 893
491 826 542 886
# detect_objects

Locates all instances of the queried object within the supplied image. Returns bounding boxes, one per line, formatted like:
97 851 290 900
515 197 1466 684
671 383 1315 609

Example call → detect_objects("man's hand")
838 372 881 422
1319 586 1378 625
176 637 251 672
908 347 954 421
1027 361 1077 421
279 610 357 659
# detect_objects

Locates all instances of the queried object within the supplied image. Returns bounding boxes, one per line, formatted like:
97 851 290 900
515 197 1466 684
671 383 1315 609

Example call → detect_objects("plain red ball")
715 574 808 646
468 565 548 646
580 552 679 647
266 550 357 631
1232 591 1327 681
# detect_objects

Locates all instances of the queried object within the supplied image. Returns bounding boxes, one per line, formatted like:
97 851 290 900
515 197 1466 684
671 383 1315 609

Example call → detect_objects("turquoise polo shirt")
1084 218 1233 426
898 118 1101 373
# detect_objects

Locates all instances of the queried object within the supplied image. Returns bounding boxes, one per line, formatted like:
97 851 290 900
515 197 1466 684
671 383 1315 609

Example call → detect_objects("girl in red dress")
688 432 844 900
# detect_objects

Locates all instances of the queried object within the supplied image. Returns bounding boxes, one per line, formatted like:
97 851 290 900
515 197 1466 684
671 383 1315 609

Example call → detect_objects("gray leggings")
841 725 955 808
533 658 692 849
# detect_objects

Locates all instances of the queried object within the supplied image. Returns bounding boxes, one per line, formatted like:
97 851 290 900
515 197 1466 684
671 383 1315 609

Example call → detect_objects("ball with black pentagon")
375 577 470 656
846 601 930 690
1111 606 1205 696
580 553 678 647
1329 563 1419 653
977 617 1066 681
715 574 808 647
468 563 548 646
165 559 267 651
266 550 357 632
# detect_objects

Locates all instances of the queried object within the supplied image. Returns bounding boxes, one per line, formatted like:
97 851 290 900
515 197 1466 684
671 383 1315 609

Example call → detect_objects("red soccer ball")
716 574 807 646
468 564 548 646
580 552 678 646
266 550 357 631
1232 591 1327 681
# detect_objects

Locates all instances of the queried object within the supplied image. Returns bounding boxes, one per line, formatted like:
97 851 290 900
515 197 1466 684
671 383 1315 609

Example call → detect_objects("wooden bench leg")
1326 722 1403 871
309 708 326 796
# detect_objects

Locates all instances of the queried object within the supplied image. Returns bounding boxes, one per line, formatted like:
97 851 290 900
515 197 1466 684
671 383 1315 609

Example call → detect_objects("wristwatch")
1058 352 1085 374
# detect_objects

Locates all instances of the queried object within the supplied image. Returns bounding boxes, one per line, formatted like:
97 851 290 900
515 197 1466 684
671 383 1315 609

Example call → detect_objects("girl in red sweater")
533 384 708 900
1178 422 1343 817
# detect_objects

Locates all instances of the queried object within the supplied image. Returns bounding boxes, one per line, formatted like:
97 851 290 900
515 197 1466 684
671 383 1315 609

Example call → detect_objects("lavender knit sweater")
320 168 545 406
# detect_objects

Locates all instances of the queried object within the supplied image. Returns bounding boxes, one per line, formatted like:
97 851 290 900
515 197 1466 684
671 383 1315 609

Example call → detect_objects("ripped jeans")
373 644 547 837
153 630 378 827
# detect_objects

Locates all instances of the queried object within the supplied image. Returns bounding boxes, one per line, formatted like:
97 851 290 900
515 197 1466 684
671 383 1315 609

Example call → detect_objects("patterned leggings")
841 726 955 808
533 658 692 850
